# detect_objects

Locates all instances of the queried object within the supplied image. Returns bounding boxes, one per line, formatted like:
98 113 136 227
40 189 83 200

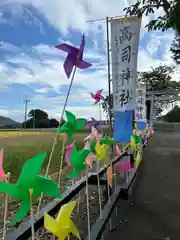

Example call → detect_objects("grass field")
0 131 87 181
0 131 87 233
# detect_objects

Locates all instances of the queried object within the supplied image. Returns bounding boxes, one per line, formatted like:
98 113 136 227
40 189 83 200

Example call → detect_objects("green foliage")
170 31 180 65
163 105 180 122
101 94 113 122
28 109 48 120
139 65 179 115
102 65 179 117
124 0 180 64
22 109 64 128
124 0 180 31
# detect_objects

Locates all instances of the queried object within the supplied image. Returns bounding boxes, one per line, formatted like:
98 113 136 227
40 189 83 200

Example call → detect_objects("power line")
23 100 30 129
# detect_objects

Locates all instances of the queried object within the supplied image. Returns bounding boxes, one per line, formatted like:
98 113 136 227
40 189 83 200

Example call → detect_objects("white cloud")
0 0 178 120
0 0 166 35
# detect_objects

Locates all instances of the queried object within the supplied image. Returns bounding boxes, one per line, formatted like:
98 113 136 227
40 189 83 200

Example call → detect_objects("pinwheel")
100 136 117 145
90 138 97 155
86 153 96 169
84 126 102 142
65 142 75 166
84 126 98 142
118 160 136 173
0 152 62 224
135 151 141 167
86 117 103 131
66 145 90 179
90 89 104 105
95 141 108 161
44 200 80 240
55 34 91 78
116 145 121 155
57 111 86 141
0 149 7 181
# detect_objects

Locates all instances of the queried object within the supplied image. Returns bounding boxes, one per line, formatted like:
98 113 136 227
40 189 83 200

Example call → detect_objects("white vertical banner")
110 16 142 112
135 84 147 120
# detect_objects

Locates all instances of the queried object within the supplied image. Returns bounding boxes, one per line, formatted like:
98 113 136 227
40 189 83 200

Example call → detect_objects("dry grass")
0 131 87 232
0 132 86 181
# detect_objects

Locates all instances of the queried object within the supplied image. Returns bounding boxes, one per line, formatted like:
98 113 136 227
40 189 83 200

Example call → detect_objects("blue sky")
0 0 177 121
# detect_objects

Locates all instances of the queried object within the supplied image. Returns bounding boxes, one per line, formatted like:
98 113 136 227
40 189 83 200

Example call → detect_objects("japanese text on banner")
135 85 146 120
111 17 142 111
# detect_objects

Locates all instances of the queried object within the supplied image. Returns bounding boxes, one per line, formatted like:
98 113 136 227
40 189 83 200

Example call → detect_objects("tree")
170 31 180 65
101 65 180 117
23 108 64 128
124 0 180 63
162 105 180 122
137 65 179 91
124 0 180 32
49 118 60 128
28 109 48 120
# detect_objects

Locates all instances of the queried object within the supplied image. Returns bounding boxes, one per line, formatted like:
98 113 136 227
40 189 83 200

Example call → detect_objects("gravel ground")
104 132 180 240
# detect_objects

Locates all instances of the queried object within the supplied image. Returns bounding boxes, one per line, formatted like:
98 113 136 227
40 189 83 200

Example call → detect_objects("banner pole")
106 16 113 137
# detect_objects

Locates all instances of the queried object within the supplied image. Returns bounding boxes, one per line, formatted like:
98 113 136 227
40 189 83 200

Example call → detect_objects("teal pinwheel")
0 152 62 224
57 111 86 141
67 145 90 179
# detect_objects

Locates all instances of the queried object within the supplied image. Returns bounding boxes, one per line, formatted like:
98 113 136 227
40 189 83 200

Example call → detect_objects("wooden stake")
85 165 91 240
58 137 65 188
2 172 10 240
36 66 77 218
29 189 35 240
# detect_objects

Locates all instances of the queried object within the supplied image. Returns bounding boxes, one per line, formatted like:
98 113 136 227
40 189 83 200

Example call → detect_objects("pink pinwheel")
55 34 92 78
84 126 103 142
65 142 75 166
0 149 7 181
85 153 96 169
116 145 121 155
90 89 104 105
116 160 136 174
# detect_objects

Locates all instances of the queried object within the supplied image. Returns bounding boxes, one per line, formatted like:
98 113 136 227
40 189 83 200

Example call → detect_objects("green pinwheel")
132 132 142 145
0 152 62 224
67 145 90 179
57 111 86 141
100 136 117 145
90 138 96 154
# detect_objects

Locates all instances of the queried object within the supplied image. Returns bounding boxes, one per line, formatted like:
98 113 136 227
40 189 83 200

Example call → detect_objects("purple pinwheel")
90 89 104 105
55 34 92 78
86 117 102 131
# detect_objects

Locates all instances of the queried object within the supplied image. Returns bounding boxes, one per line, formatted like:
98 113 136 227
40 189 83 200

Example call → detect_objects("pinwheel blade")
10 199 30 224
44 213 59 237
75 118 86 130
17 152 47 185
0 182 20 199
35 176 62 198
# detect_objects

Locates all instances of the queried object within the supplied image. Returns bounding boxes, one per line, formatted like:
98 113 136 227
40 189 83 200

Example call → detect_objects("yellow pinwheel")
130 135 136 150
95 141 108 161
44 200 80 240
135 151 141 167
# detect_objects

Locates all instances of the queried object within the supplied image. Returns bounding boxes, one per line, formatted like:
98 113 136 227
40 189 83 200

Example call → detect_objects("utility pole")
23 100 30 129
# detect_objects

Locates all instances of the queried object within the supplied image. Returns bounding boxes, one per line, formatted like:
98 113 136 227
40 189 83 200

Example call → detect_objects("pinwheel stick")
85 165 91 240
96 161 103 219
36 66 77 218
29 189 35 240
58 137 65 188
106 155 113 230
2 172 10 240
98 102 102 121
